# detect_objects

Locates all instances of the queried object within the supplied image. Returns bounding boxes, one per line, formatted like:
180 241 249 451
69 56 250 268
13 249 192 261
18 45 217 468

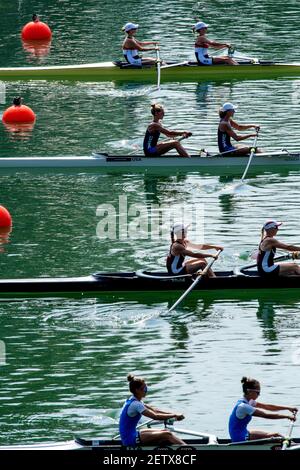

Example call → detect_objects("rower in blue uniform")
229 377 297 442
122 23 158 66
257 220 300 277
166 223 223 275
143 104 192 157
218 102 261 156
119 374 185 447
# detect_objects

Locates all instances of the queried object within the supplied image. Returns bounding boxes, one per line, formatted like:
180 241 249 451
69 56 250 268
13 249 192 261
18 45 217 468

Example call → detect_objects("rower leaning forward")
257 220 300 277
119 374 186 446
122 22 158 66
229 376 297 442
166 223 223 276
143 104 192 157
218 102 261 156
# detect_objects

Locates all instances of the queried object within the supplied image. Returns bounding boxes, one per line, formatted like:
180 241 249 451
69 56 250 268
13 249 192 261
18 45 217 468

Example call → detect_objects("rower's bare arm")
187 242 223 251
182 249 215 259
159 126 191 139
144 404 172 414
129 39 156 52
272 240 300 252
142 409 184 421
139 41 159 46
207 39 230 49
231 120 259 132
231 131 256 142
253 409 295 420
256 402 296 412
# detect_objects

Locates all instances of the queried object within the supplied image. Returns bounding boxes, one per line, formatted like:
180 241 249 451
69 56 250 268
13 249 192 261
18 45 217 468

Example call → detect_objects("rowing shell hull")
0 152 300 174
1 271 300 298
0 437 298 451
1 62 300 82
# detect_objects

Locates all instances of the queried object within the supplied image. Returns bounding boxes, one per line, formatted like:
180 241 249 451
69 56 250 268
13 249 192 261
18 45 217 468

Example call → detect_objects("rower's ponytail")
170 230 175 244
261 227 265 241
219 108 227 119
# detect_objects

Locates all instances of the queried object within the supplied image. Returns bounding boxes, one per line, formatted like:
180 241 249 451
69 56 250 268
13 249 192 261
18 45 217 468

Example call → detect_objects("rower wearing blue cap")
193 22 238 66
122 22 158 66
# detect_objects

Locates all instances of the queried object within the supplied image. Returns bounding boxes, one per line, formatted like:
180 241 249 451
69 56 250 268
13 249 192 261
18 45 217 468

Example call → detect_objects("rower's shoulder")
122 37 136 47
147 121 161 131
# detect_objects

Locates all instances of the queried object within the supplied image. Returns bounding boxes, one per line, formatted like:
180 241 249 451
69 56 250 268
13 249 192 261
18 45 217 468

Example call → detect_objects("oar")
156 46 161 89
161 61 189 70
282 411 297 450
168 249 222 312
241 254 292 271
240 129 260 183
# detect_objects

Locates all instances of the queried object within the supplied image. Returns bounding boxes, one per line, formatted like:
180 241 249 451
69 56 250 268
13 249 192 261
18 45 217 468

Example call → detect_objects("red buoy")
21 14 52 41
0 206 12 228
2 97 36 124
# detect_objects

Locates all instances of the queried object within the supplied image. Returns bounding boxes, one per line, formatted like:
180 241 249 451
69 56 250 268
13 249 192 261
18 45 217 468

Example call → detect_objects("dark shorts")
167 266 187 276
257 265 280 277
144 147 159 157
219 144 236 155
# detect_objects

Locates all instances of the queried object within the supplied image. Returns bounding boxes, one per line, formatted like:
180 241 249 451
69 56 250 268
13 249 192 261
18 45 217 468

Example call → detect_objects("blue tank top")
143 128 160 155
218 124 232 152
119 397 142 446
228 399 253 442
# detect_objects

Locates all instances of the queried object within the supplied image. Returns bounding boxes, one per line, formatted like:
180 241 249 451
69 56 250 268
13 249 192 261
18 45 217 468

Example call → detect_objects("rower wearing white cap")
193 22 238 66
122 22 158 66
218 103 261 156
166 223 223 276
257 220 300 277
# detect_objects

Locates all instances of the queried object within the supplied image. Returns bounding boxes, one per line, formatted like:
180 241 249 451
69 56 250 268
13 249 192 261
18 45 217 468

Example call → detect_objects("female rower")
119 374 186 447
229 376 297 442
218 102 261 156
193 22 238 66
166 223 223 276
122 22 158 66
257 220 300 277
144 104 192 157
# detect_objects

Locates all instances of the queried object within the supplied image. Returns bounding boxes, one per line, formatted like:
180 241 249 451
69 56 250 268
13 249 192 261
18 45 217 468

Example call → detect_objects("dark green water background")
0 0 300 444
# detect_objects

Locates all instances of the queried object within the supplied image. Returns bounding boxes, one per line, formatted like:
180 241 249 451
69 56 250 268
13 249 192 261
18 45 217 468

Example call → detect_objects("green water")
1 0 300 445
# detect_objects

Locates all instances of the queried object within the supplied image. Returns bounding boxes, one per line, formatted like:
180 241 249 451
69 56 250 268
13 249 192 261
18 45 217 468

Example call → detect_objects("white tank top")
123 49 140 63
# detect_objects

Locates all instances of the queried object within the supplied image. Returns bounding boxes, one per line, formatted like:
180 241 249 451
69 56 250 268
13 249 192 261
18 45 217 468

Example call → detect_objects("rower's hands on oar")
182 131 192 138
288 413 297 422
292 251 300 259
174 414 185 421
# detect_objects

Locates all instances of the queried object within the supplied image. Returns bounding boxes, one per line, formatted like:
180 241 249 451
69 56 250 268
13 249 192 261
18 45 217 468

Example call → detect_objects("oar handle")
282 411 297 450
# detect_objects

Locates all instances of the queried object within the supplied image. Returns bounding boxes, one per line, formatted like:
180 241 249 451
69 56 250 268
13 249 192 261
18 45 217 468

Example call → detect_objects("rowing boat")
1 60 300 83
1 269 300 299
0 436 299 451
0 150 300 174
